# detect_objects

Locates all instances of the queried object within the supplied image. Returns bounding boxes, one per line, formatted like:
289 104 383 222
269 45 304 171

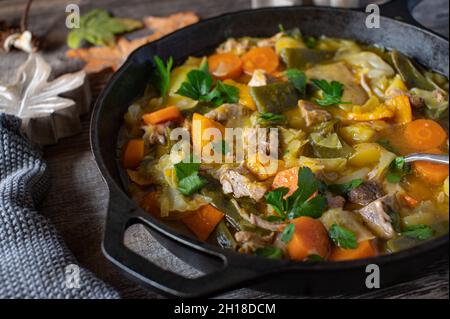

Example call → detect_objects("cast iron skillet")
91 0 449 298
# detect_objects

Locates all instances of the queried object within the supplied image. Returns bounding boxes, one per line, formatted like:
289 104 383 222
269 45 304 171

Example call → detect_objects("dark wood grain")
0 0 448 299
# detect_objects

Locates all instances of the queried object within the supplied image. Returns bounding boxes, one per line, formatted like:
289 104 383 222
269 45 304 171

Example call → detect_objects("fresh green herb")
67 9 142 48
328 224 358 249
174 161 207 196
402 224 434 240
266 167 328 221
387 209 401 233
285 69 307 97
386 156 412 183
311 79 351 106
176 69 239 106
281 224 295 243
265 187 289 217
255 246 284 259
265 215 285 222
307 254 324 262
377 139 398 153
152 56 173 97
328 179 364 196
286 167 327 219
304 36 317 49
278 24 286 33
258 112 287 125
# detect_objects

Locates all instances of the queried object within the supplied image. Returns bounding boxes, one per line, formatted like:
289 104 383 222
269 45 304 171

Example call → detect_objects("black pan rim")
90 5 449 274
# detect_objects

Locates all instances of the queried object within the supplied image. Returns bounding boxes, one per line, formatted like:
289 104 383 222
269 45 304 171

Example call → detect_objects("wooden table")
1 0 448 299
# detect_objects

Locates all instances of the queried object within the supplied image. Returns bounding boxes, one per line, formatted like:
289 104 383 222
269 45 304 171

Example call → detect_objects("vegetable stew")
121 28 449 262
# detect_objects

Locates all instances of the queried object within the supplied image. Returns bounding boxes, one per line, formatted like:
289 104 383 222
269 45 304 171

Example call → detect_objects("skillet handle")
378 0 423 27
102 192 262 298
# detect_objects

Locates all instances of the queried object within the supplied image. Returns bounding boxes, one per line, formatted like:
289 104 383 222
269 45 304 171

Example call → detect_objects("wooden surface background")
0 0 448 299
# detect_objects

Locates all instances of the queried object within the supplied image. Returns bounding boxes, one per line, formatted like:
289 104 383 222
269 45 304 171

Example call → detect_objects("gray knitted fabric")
0 114 119 299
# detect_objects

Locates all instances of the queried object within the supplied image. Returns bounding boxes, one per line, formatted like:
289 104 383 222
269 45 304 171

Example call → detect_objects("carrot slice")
400 193 419 208
122 139 144 169
182 205 224 241
413 148 449 185
286 217 330 261
140 192 161 217
404 119 447 151
208 53 242 80
241 47 279 75
272 167 299 197
142 106 182 125
329 240 378 261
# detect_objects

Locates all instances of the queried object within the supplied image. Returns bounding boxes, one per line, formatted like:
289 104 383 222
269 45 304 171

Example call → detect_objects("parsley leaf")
264 167 328 221
174 161 207 196
259 112 287 125
152 56 173 97
311 79 350 106
255 246 284 259
328 224 358 249
176 69 239 106
402 224 434 240
281 224 295 243
328 179 364 196
386 157 412 183
265 187 289 216
285 69 307 97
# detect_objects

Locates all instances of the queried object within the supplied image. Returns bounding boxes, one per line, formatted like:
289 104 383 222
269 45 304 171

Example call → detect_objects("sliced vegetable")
404 119 447 151
329 240 378 261
413 148 449 185
340 124 376 145
391 50 436 91
182 204 224 241
386 95 412 125
286 216 330 260
328 179 364 196
192 113 226 151
208 53 243 80
122 139 145 169
275 36 305 54
281 48 334 70
249 82 299 114
223 79 256 110
285 69 307 97
400 194 419 209
241 47 279 75
142 106 182 125
140 191 161 217
272 167 299 197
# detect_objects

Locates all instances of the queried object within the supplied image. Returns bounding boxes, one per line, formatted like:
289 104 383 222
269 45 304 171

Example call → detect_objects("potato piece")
340 124 376 145
348 143 381 167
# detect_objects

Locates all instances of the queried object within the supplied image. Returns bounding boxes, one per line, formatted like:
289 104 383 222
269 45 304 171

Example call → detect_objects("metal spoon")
404 153 450 165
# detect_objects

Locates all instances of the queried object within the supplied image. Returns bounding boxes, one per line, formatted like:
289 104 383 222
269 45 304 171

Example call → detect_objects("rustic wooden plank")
0 0 448 299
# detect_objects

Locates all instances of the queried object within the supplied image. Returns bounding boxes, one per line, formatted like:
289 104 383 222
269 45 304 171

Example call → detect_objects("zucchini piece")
249 82 299 114
214 220 237 250
281 48 334 70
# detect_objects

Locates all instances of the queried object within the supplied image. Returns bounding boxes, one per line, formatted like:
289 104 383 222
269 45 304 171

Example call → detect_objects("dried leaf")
67 12 199 73
143 11 199 35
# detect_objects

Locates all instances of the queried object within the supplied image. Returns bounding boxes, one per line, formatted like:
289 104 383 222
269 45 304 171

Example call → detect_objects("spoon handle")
404 154 450 165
